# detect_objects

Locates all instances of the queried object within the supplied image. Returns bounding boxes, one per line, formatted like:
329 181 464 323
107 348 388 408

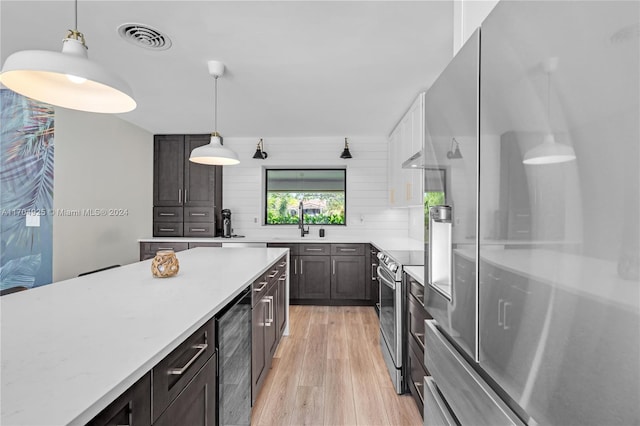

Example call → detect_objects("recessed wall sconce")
252 138 268 159
447 138 463 159
340 137 352 159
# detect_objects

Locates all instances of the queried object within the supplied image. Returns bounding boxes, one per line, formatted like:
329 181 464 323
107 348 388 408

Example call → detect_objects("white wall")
453 0 499 54
221 136 408 240
53 109 152 281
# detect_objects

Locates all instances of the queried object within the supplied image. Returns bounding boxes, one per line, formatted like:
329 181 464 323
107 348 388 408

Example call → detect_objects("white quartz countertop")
139 236 424 252
0 247 287 426
404 266 425 285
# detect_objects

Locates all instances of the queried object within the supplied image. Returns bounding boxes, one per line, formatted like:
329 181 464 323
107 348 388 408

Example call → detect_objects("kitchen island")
0 247 288 425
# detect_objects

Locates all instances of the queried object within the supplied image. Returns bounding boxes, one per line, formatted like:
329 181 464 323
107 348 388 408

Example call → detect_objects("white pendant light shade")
189 133 240 165
0 37 136 113
523 134 577 165
188 60 239 166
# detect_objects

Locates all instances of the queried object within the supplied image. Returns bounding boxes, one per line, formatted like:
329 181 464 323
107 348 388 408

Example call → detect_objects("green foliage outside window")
266 192 345 225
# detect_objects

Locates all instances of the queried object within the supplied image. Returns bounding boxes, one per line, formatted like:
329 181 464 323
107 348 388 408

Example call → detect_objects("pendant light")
0 0 136 113
189 61 240 166
252 138 268 159
523 58 576 165
340 137 352 159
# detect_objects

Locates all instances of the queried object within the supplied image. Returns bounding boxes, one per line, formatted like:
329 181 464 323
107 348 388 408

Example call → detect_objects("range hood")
401 150 426 169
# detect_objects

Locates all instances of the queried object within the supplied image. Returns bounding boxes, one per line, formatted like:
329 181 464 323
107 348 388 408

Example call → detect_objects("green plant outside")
266 192 345 225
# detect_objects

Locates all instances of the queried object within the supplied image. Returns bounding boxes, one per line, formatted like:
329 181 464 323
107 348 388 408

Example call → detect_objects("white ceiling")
1 1 454 137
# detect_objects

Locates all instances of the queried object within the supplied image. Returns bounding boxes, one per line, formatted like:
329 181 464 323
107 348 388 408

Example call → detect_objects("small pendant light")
189 61 240 166
0 0 136 113
252 138 268 159
340 137 353 159
523 58 576 165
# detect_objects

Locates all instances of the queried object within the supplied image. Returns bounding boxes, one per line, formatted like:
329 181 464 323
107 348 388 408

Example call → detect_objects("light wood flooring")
251 305 423 426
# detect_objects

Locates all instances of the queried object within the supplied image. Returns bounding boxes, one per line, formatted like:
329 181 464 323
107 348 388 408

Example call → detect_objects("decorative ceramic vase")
151 250 179 278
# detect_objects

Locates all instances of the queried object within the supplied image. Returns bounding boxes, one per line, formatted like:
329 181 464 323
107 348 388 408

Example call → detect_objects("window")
264 169 346 225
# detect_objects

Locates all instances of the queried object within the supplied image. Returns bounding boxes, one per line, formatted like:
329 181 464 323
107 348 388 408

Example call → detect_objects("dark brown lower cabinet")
298 255 331 299
154 353 217 426
331 255 366 299
405 272 431 418
87 373 151 426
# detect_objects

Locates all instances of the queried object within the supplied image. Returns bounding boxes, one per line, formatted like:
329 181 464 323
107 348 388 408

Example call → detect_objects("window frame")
262 167 347 226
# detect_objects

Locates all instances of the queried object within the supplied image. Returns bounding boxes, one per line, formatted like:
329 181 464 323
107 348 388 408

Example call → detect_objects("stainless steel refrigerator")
421 2 639 425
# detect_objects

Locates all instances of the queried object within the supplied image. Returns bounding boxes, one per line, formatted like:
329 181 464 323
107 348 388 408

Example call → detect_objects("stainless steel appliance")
221 209 232 238
377 250 423 394
421 2 639 425
216 286 252 425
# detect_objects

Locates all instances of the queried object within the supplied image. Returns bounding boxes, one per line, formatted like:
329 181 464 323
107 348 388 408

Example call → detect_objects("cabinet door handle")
332 259 336 275
294 258 297 275
168 343 208 375
278 275 286 281
265 296 274 325
279 262 287 268
178 189 182 204
159 228 175 232
305 248 323 252
268 270 278 278
300 259 303 275
253 281 268 292
159 212 176 217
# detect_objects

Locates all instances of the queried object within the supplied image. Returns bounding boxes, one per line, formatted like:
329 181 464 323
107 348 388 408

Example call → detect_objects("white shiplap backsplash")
221 136 409 240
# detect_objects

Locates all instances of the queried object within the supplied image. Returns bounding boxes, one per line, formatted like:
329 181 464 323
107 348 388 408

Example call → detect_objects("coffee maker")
221 209 232 238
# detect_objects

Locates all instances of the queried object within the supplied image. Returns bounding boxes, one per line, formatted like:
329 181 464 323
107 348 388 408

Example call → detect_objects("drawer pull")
190 213 206 217
305 248 323 251
278 275 286 281
413 332 426 351
190 228 207 232
413 380 425 403
253 281 268 292
268 270 278 278
279 262 287 268
168 343 208 375
157 247 174 251
340 248 357 252
159 213 176 217
159 228 175 232
410 291 424 307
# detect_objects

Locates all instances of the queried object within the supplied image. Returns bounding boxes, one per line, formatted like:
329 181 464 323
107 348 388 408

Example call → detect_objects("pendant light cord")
214 76 218 133
74 0 78 31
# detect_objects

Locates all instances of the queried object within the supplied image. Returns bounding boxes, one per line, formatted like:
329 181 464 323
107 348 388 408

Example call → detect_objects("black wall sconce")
447 137 463 159
252 138 268 159
340 137 352 159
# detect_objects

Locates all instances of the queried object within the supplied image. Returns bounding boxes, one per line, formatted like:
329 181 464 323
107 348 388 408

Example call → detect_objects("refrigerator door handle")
498 299 505 327
503 302 511 330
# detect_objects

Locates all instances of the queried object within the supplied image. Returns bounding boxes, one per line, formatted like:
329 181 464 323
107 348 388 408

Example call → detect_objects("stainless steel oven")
377 250 424 394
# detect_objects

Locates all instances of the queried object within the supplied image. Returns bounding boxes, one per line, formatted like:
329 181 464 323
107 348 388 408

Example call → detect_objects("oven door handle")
377 266 396 290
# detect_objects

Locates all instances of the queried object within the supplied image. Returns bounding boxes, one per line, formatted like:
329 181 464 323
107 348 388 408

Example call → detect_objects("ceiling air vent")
118 23 172 50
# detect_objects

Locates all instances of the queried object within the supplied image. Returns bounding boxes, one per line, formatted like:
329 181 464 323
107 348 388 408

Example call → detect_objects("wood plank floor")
251 306 423 426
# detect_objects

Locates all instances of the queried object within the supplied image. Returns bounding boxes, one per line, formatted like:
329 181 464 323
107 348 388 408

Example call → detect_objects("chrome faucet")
298 201 309 237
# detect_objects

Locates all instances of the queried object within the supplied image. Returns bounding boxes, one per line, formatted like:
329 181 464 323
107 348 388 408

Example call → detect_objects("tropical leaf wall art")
0 89 54 291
